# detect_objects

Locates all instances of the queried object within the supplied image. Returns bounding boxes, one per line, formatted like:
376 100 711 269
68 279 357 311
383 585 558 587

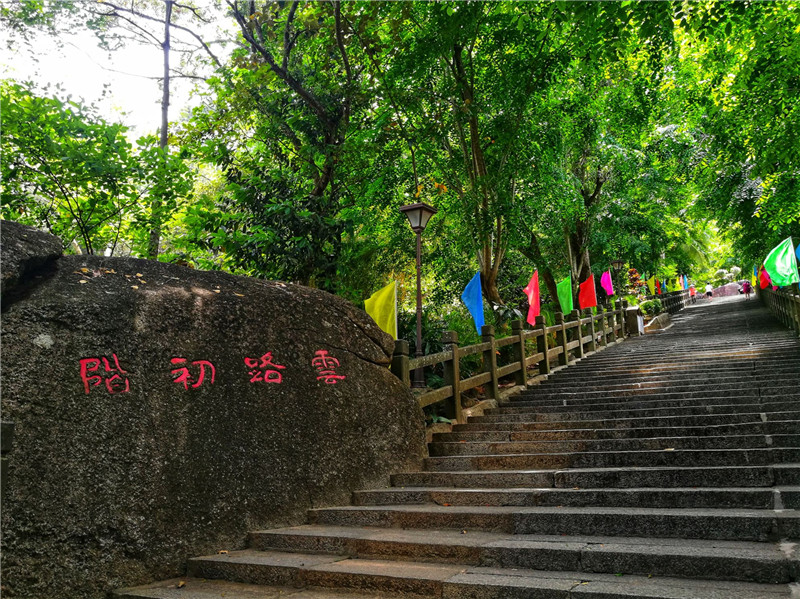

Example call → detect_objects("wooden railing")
762 285 800 336
641 289 691 314
391 301 629 422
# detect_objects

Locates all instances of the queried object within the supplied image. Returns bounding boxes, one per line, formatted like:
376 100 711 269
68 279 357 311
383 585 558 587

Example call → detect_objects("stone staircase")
117 297 800 599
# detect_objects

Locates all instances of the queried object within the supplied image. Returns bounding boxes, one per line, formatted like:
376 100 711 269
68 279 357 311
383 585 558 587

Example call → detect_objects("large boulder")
1 219 62 295
1 221 425 599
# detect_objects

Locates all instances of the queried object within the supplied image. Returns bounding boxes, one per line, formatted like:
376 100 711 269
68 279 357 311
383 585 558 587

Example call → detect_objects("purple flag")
600 271 614 296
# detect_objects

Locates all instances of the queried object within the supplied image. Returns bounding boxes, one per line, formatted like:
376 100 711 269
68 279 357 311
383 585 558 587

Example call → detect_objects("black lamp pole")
399 202 437 388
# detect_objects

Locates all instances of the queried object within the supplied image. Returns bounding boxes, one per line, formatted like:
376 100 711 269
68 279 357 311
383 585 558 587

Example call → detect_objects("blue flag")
461 272 485 334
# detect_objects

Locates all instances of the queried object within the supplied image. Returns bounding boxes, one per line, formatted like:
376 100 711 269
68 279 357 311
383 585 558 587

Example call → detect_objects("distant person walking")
705 283 713 300
742 280 752 300
689 283 697 304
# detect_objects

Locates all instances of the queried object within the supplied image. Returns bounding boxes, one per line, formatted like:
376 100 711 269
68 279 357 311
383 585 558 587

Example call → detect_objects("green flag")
763 238 799 286
556 277 573 313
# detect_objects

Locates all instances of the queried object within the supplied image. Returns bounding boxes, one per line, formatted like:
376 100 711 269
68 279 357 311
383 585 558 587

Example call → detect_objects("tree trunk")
147 0 173 259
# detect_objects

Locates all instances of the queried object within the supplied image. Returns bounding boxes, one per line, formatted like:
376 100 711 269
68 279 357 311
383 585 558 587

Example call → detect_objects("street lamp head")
399 202 437 234
611 259 625 271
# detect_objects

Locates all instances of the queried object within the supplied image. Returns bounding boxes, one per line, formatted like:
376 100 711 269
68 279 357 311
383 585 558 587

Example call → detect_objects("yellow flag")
364 281 397 340
646 276 655 295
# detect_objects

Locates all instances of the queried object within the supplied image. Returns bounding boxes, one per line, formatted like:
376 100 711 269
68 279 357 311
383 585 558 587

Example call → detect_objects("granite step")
433 420 799 442
423 447 800 471
392 464 800 489
469 403 800 423
453 411 800 432
352 485 799 509
494 396 800 412
248 526 799 584
114 579 412 599
177 550 798 598
308 505 800 541
427 435 800 457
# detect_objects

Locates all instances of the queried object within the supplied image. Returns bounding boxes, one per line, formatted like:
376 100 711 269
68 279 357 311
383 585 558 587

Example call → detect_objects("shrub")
640 298 663 317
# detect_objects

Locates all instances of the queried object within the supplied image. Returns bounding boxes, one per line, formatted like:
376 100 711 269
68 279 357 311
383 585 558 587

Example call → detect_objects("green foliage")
1 81 193 256
640 299 663 317
6 1 798 361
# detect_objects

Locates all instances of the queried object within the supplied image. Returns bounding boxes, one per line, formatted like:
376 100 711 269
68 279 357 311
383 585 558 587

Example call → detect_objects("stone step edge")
248 525 799 584
183 550 797 599
114 577 432 598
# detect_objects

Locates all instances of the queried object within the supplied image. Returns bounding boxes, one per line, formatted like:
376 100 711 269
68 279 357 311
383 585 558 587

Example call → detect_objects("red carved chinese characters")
171 358 216 389
80 354 130 394
244 352 286 383
312 350 345 384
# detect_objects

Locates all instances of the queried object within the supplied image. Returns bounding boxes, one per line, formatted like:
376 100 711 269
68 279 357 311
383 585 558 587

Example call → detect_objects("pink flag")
523 270 540 325
600 271 614 296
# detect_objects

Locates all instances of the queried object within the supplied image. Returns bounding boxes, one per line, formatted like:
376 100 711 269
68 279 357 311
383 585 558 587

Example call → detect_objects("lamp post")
399 202 437 388
611 258 625 296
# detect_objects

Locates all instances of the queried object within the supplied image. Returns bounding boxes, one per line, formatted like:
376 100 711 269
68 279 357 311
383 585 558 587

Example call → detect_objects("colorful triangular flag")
579 275 598 310
523 270 540 326
763 238 799 287
600 271 614 297
759 265 772 289
556 276 573 314
364 281 397 339
461 272 485 334
646 276 655 296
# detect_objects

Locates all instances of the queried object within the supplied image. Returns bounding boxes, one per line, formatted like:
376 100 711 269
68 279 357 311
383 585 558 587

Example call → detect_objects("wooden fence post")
606 303 617 343
441 330 462 422
598 305 608 348
391 340 410 387
535 315 551 376
585 308 597 352
481 325 499 400
570 309 585 359
555 312 568 366
511 320 527 387
621 300 629 337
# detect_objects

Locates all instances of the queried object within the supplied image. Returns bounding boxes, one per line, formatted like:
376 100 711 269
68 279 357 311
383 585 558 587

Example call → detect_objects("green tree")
1 81 192 255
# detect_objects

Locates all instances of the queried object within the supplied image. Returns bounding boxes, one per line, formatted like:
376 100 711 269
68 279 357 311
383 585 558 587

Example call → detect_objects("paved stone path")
118 295 800 598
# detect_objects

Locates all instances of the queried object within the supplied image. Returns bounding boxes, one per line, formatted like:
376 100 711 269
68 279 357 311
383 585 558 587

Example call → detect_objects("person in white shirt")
705 283 713 300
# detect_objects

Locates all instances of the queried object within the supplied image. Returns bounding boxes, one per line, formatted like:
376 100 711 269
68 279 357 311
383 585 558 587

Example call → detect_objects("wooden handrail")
390 292 695 422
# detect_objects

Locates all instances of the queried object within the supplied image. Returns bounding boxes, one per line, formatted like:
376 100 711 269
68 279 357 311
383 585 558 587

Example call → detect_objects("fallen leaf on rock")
213 289 221 293
135 273 143 277
664 448 675 451
177 581 186 588
217 550 229 555
78 280 88 284
233 293 244 297
80 267 89 273
131 285 139 290
138 280 147 284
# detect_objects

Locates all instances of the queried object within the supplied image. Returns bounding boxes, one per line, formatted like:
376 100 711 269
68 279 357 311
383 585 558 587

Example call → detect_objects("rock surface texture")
0 221 425 599
118 295 800 599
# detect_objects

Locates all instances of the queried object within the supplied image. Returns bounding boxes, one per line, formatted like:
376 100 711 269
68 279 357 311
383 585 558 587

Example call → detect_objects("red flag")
656 279 662 294
759 265 772 289
523 270 540 325
579 275 597 310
